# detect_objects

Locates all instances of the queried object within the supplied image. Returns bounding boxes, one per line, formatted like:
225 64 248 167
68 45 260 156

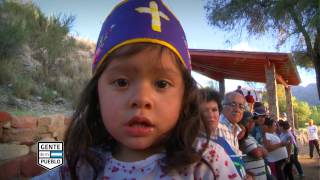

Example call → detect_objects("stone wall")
0 112 72 179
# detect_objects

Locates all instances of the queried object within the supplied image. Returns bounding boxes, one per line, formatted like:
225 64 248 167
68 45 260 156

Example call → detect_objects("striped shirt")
240 135 267 180
217 114 242 155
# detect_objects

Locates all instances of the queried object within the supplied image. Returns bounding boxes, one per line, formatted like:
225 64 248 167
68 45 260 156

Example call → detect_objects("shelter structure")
190 49 301 128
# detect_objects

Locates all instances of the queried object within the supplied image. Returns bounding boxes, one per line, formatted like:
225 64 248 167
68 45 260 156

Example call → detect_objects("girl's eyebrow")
106 64 137 74
107 64 181 76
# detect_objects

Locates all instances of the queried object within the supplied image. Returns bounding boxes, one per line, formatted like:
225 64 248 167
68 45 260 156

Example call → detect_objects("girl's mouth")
125 116 154 136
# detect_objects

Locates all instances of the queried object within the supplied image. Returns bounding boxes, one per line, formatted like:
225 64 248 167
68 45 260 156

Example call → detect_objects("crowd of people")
199 87 310 180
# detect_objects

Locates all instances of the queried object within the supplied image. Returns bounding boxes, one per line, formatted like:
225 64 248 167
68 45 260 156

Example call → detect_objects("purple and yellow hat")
92 0 191 72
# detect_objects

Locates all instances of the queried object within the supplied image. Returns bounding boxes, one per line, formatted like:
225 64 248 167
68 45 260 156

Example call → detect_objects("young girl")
33 0 241 179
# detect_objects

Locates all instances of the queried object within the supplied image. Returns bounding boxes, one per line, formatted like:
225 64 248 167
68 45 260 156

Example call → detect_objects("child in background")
33 0 241 179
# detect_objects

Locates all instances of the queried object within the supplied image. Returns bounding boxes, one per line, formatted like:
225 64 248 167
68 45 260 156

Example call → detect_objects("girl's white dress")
32 138 242 180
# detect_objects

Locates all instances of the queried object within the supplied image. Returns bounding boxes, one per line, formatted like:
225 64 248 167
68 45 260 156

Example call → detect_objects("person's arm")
285 136 292 160
263 137 287 151
237 124 246 140
248 146 268 158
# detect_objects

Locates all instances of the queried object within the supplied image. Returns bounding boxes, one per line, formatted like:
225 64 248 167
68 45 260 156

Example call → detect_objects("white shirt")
265 132 288 162
307 125 319 141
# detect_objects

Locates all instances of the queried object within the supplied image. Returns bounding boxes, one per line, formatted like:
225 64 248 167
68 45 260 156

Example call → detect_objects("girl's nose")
130 83 153 109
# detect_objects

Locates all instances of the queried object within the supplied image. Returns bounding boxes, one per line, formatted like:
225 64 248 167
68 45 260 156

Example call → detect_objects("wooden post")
265 63 279 119
219 79 225 98
285 86 296 129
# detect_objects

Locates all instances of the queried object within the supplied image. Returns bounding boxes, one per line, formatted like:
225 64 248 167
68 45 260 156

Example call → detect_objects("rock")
0 112 13 123
36 96 42 101
11 116 37 129
54 97 65 105
0 143 29 161
37 116 51 127
37 126 48 134
2 122 11 129
0 112 12 139
36 133 52 140
47 114 65 133
2 128 37 143
64 116 73 126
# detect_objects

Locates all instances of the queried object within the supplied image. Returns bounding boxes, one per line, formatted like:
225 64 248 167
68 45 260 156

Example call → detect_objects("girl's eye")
113 79 129 87
155 80 170 89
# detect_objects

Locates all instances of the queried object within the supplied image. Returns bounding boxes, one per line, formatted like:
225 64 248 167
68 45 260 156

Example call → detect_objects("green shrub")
40 86 57 103
0 59 18 84
12 75 35 99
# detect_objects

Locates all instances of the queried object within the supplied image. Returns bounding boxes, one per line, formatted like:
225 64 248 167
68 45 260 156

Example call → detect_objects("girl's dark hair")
64 43 210 179
278 120 290 130
199 88 222 113
264 117 275 127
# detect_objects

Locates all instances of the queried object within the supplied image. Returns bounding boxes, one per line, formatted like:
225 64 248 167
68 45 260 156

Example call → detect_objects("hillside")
0 1 97 115
0 37 95 115
292 83 320 106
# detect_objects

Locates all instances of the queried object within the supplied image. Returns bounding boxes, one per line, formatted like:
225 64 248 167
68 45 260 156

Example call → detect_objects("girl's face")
201 100 219 130
97 46 184 160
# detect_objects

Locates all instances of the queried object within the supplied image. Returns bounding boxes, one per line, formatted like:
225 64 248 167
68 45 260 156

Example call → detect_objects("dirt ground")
294 144 320 180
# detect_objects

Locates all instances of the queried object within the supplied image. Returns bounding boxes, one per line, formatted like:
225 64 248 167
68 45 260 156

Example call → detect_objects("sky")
32 0 316 91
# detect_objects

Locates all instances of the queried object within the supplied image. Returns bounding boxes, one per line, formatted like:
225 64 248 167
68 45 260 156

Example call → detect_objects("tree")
262 85 312 128
0 0 35 60
310 106 320 125
205 0 320 100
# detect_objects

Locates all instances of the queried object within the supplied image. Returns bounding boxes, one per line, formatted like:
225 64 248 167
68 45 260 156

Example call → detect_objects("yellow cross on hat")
135 1 170 32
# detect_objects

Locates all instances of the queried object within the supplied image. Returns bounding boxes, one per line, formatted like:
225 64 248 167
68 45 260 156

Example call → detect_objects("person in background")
263 117 289 180
218 92 246 155
199 89 251 179
253 102 264 110
251 106 267 145
289 127 305 178
278 120 293 180
306 119 320 159
199 88 222 133
245 91 255 112
235 85 244 96
239 111 268 180
217 91 248 178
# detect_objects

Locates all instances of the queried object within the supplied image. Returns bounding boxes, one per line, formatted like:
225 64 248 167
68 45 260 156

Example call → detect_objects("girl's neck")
113 145 164 162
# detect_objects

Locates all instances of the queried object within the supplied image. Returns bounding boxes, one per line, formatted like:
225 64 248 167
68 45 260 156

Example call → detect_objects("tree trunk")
313 52 320 101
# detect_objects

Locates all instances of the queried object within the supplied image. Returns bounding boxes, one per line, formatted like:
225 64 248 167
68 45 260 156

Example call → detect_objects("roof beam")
276 74 289 88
